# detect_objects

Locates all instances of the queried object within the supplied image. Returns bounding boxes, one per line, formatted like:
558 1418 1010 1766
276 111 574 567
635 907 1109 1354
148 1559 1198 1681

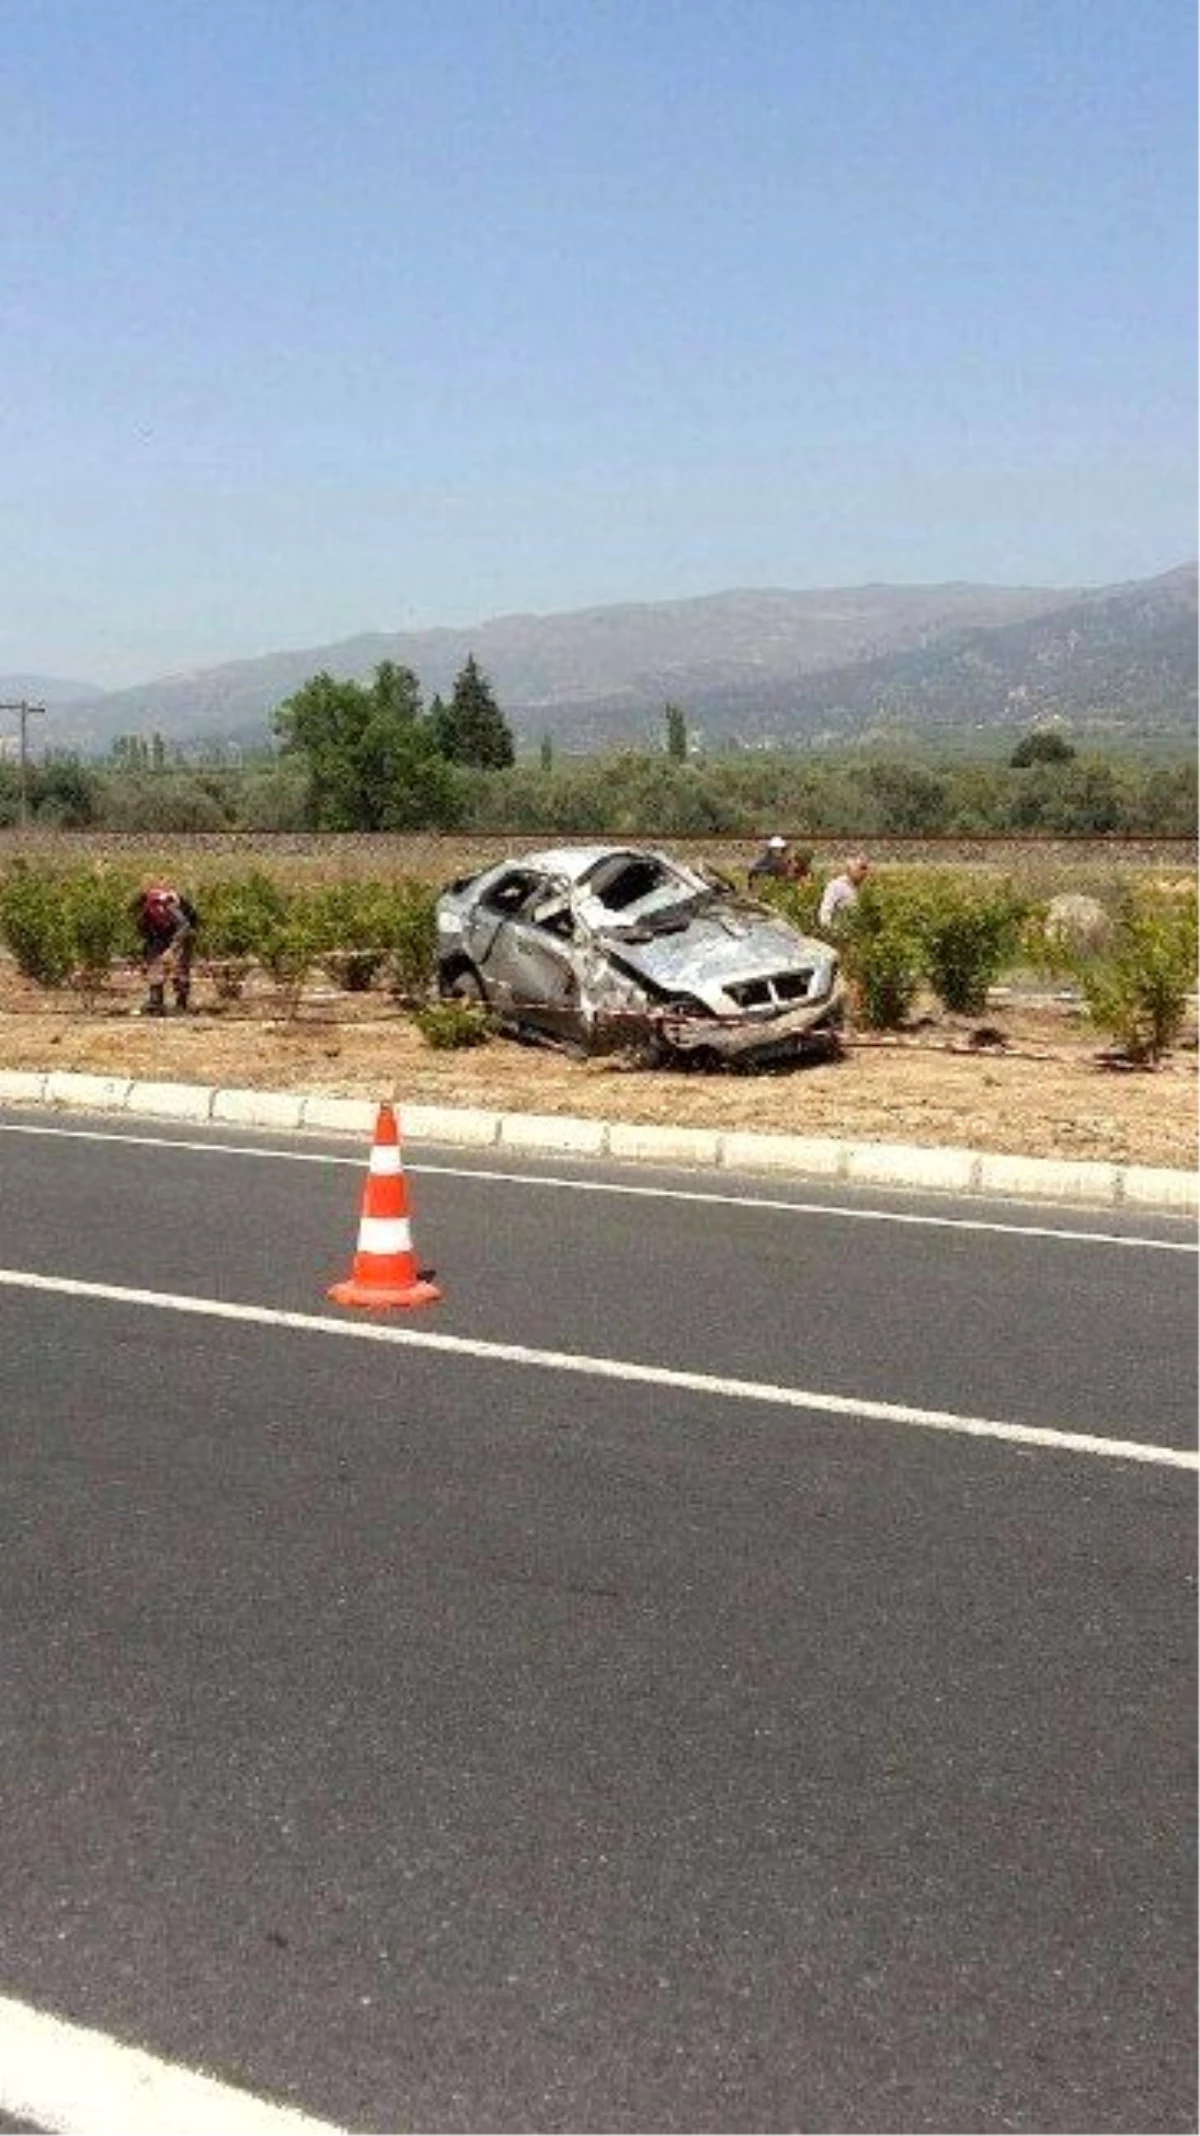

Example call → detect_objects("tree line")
0 660 1195 837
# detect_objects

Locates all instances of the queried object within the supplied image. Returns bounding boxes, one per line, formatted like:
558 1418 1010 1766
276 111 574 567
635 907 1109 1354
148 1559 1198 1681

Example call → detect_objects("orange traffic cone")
328 1101 442 1309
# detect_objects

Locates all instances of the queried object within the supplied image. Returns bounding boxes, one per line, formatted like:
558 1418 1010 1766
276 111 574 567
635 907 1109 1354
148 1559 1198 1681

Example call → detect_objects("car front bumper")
653 979 847 1062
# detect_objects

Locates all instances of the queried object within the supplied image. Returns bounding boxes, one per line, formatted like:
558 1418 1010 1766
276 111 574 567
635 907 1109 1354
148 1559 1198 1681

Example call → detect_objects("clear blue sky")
2 0 1195 686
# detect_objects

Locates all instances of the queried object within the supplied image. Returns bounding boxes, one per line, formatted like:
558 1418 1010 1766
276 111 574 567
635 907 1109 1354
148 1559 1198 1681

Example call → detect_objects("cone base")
328 1276 442 1310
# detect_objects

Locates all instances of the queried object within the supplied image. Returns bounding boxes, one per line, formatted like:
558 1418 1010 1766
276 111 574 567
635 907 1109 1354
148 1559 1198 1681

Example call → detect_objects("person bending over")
131 880 199 1015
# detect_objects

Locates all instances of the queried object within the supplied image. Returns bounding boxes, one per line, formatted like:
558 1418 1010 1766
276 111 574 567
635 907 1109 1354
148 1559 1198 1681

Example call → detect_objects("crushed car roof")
510 845 685 883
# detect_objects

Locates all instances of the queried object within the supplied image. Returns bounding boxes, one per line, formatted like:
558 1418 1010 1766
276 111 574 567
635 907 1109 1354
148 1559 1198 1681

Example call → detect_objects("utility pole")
0 699 46 825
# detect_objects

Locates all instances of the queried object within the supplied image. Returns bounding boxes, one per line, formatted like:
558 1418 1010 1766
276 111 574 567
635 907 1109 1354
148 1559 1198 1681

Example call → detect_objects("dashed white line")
0 1120 1192 1251
0 1266 1193 1470
0 1991 344 2135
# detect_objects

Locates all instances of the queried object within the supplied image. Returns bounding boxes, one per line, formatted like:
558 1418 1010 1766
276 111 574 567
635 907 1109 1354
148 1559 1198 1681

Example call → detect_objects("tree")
371 660 425 727
274 663 466 830
109 734 151 771
539 734 554 773
860 759 951 834
432 655 515 769
1053 758 1124 834
1004 754 1126 834
1139 759 1199 836
665 702 688 761
32 756 98 827
1010 729 1077 767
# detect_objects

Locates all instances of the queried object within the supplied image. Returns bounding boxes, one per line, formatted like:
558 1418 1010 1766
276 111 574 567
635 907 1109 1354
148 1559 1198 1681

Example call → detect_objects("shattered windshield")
581 854 711 932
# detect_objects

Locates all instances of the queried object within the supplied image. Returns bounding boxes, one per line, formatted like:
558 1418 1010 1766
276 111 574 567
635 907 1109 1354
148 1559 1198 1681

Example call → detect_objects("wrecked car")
435 845 846 1066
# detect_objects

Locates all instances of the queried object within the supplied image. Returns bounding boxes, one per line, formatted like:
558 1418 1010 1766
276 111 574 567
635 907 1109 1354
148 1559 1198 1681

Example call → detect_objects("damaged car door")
464 867 583 1043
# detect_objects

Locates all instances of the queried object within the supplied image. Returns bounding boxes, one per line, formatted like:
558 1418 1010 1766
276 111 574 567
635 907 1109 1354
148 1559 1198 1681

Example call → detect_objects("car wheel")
810 1030 844 1062
449 965 489 1006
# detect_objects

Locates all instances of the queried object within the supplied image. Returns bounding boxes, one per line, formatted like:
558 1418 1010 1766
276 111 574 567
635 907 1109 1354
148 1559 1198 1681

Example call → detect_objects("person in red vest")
130 879 199 1015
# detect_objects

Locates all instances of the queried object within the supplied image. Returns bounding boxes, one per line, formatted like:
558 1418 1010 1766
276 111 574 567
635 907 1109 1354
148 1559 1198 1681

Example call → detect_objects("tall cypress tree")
437 655 515 768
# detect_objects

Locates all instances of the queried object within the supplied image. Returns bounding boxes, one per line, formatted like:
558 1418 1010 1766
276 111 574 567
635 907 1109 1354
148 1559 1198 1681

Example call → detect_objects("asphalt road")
0 1108 1195 2133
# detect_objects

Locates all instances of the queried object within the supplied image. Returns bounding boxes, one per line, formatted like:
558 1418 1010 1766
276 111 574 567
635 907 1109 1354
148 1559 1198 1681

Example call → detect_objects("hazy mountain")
0 672 104 707
45 583 1083 750
42 567 1196 755
619 564 1200 751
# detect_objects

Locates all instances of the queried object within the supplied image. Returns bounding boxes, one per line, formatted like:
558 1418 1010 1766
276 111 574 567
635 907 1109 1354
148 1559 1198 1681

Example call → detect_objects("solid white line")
0 1120 1192 1252
0 1991 344 2135
409 1159 1197 1250
0 1266 1193 1471
0 1121 350 1165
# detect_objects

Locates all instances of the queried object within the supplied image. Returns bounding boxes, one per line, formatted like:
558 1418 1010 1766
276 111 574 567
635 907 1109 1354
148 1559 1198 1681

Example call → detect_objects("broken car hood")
593 909 827 990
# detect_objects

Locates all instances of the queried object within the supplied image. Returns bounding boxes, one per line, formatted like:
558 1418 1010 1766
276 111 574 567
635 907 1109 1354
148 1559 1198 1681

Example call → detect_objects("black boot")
173 985 191 1014
140 984 166 1017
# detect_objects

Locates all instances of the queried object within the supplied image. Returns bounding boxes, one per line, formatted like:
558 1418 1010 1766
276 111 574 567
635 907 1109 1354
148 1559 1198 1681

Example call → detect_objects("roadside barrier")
327 1100 442 1310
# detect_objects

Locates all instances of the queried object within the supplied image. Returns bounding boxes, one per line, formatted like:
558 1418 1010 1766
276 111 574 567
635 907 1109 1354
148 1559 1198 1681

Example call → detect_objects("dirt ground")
1 963 1195 1171
2 826 1194 904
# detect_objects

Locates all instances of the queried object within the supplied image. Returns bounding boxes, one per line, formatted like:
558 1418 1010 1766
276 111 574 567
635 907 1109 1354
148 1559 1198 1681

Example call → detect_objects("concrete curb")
0 1068 1195 1215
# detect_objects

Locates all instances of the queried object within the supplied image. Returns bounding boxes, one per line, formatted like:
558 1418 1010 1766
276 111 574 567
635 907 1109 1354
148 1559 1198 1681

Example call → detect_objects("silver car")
436 845 846 1066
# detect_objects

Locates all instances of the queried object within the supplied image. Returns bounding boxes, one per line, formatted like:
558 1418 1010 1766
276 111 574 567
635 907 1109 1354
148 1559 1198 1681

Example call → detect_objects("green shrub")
0 863 73 986
32 759 99 828
1080 892 1198 1062
383 880 439 1001
232 759 310 832
913 882 1029 1015
1019 900 1068 982
839 888 923 1029
311 883 394 992
63 870 138 997
752 875 825 938
201 873 288 997
1170 884 1195 978
854 927 924 1030
99 774 231 833
201 872 287 957
412 999 492 1050
258 893 323 1011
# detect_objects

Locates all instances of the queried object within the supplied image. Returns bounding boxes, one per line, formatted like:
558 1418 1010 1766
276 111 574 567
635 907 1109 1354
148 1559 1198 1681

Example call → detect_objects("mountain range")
7 563 1195 757
0 672 100 707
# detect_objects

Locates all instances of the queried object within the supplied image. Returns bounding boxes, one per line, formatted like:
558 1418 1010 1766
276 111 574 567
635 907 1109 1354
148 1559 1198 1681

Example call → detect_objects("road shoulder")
0 1069 1195 1214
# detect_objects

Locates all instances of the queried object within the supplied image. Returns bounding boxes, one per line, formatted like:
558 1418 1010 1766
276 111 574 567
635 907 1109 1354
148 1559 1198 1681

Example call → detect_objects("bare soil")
1 963 1195 1171
2 826 1194 897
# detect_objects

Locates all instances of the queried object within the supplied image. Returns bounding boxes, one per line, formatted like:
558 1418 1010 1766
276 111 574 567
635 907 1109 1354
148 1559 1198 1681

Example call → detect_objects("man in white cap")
748 834 793 885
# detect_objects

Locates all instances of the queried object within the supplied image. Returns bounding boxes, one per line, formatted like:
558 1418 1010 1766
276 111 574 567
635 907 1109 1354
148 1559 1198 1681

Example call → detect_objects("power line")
0 699 46 825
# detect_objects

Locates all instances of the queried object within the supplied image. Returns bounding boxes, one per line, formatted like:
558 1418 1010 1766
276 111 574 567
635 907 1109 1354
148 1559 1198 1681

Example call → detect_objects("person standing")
817 854 870 931
131 880 199 1014
748 835 793 885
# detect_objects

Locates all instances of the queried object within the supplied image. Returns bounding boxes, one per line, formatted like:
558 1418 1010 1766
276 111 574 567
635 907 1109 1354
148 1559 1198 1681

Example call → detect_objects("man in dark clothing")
131 881 199 1014
748 835 793 885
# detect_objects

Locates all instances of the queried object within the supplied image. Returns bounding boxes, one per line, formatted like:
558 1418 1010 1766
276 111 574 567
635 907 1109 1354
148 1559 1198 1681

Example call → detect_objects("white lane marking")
0 1119 1193 1253
0 1990 344 2134
415 1161 1197 1250
0 1267 1194 1471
